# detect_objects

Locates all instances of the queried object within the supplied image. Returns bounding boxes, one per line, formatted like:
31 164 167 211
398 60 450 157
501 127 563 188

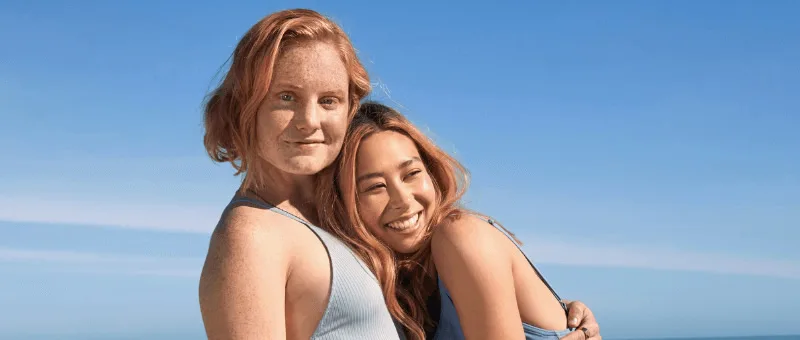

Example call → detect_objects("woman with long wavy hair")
198 9 407 339
316 102 601 340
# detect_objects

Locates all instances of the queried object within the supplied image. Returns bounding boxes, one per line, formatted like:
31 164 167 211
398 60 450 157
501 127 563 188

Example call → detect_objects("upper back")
200 196 405 340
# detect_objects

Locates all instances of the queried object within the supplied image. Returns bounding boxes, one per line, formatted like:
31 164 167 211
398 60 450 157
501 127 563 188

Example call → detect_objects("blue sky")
1 0 798 339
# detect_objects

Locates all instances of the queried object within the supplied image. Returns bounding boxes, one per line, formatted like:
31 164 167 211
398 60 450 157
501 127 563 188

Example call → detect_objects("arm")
199 212 292 340
431 215 524 340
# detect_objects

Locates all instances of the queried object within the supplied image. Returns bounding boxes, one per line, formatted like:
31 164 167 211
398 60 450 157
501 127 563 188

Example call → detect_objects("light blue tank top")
433 216 574 340
227 196 406 340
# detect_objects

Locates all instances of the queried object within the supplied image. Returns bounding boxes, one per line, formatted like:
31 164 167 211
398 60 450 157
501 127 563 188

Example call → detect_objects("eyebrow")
272 82 302 90
356 157 422 183
322 89 347 97
270 84 346 99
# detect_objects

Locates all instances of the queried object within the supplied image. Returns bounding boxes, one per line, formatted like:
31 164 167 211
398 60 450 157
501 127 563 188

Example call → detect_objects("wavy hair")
317 102 473 339
203 8 370 191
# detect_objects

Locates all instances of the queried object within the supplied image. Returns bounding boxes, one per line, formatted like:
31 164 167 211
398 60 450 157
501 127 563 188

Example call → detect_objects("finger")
566 302 585 328
581 324 600 338
559 329 586 340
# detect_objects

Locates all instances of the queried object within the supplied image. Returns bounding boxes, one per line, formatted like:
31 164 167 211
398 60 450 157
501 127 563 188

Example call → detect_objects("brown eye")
367 183 386 192
406 169 422 180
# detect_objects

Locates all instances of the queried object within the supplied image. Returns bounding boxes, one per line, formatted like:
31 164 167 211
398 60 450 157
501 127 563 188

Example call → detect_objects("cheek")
420 176 437 204
357 196 387 232
256 108 290 141
321 110 349 140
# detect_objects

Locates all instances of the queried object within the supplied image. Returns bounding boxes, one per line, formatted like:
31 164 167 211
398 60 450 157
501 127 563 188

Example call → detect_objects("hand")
560 300 601 340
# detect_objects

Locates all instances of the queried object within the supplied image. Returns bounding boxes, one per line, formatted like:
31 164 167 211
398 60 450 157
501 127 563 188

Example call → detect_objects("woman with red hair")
197 9 405 340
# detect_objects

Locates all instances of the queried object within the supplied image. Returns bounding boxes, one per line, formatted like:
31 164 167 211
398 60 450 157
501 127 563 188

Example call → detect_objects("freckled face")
255 41 350 175
351 131 437 254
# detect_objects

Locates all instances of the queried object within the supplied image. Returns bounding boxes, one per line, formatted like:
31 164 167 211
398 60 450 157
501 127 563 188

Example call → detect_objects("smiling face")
254 40 351 176
353 130 438 254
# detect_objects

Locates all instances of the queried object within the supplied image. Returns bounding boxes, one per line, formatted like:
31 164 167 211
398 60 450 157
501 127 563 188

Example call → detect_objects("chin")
284 154 336 175
393 241 424 255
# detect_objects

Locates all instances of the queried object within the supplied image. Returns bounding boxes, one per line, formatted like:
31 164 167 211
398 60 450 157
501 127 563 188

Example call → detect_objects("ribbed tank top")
227 197 406 340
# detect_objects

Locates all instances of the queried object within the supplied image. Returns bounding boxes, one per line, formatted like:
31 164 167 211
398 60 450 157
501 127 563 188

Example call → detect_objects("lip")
385 211 422 225
288 140 325 144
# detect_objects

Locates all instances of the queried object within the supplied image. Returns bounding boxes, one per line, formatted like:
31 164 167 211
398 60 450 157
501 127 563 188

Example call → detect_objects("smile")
385 212 421 232
290 140 324 145
288 140 325 150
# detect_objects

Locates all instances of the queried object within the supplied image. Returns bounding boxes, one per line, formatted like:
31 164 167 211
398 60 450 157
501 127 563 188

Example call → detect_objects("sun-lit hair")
316 102 474 339
203 8 370 191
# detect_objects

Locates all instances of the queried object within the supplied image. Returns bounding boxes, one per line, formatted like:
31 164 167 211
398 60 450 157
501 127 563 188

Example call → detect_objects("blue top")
432 216 574 340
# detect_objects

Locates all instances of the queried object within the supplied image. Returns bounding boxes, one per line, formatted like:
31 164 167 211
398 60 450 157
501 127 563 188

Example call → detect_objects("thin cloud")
524 240 800 280
0 195 220 233
1 196 797 280
0 247 203 278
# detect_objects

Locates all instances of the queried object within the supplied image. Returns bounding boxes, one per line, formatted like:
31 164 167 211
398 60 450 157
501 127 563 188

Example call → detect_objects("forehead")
271 40 349 90
356 131 420 172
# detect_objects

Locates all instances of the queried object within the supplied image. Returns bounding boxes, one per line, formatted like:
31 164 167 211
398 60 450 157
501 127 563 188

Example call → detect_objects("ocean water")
4 335 799 340
0 334 206 340
619 337 800 340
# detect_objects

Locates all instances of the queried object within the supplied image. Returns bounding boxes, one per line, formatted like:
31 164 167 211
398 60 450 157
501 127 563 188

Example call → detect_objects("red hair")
203 9 370 191
316 102 471 339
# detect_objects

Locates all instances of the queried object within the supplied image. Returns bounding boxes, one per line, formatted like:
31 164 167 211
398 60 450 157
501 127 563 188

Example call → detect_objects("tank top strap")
229 196 316 228
226 195 403 339
467 213 568 311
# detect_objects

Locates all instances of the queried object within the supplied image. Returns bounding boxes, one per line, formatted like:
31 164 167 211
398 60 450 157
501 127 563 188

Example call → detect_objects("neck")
240 162 319 224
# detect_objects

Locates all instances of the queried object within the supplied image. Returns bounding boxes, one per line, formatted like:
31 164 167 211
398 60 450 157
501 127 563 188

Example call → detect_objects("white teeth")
386 213 419 231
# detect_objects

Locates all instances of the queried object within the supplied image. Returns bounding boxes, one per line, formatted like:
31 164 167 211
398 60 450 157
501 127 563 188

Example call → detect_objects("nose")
294 101 321 133
388 184 413 211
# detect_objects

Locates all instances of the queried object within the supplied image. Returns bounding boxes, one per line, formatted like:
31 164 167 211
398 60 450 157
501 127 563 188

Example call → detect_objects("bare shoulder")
198 205 297 339
431 214 504 254
200 204 303 286
430 213 509 267
204 205 296 268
